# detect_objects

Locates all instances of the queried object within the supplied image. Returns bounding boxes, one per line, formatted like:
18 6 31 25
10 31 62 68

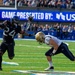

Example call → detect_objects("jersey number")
3 27 15 38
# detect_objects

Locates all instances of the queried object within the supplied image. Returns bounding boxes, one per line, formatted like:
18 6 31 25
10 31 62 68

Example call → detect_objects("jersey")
0 20 21 43
45 35 62 47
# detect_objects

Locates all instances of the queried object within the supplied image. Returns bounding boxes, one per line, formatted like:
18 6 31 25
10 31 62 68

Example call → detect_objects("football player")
0 16 32 70
35 32 75 71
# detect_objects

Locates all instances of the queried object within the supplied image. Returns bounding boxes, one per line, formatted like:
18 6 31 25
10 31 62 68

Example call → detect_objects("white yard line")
16 44 50 49
13 70 75 75
16 44 75 51
2 61 19 65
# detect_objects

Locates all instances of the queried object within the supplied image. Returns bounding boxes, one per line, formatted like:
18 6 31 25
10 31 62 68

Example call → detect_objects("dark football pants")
0 42 15 68
0 42 15 58
45 43 75 61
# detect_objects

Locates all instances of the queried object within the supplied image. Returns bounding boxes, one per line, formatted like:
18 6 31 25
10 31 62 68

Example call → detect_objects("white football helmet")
35 32 45 44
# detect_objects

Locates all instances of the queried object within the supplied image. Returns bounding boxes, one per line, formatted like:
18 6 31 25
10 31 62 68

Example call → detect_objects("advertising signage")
0 10 75 22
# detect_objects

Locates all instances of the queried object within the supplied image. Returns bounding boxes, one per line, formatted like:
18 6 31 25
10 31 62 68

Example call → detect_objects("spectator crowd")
21 22 75 40
2 0 75 9
1 0 75 40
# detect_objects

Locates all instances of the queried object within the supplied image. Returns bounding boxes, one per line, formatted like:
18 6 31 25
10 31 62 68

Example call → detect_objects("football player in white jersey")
35 32 75 71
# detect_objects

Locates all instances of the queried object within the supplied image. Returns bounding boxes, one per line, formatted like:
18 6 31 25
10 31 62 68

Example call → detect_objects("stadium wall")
17 6 75 25
0 6 75 39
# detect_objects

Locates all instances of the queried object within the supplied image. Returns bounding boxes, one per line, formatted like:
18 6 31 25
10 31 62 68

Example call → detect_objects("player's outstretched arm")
20 30 33 37
0 20 7 28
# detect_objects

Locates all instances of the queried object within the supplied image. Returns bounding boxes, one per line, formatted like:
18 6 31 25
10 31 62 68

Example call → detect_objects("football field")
0 39 75 75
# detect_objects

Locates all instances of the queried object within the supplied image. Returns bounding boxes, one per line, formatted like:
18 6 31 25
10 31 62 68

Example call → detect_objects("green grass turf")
0 39 75 75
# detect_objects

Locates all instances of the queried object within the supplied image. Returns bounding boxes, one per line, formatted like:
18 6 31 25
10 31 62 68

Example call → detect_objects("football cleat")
44 66 54 71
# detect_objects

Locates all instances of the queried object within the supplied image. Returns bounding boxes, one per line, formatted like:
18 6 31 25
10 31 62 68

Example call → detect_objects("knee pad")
8 54 15 60
9 56 14 60
45 52 50 56
70 58 75 61
0 51 3 56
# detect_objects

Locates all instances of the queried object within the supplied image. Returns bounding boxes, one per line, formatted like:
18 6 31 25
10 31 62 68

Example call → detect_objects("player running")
0 16 32 70
35 32 75 71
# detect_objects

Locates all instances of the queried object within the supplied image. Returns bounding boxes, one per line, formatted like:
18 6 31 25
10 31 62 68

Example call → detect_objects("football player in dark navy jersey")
0 16 32 70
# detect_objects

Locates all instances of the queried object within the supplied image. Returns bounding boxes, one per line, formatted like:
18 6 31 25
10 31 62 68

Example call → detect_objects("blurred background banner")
0 10 75 22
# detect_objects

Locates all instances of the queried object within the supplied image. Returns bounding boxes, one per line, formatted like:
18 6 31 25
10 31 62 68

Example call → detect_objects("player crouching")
35 32 75 71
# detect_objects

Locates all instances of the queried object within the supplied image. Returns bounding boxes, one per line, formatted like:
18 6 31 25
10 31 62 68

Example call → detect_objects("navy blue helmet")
11 16 20 23
13 16 20 23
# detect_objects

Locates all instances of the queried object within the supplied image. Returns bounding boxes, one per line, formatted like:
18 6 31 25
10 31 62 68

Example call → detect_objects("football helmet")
35 32 45 44
13 16 20 23
11 16 20 23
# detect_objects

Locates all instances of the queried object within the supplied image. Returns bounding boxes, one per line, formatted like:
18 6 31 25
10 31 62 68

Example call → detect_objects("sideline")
0 38 75 42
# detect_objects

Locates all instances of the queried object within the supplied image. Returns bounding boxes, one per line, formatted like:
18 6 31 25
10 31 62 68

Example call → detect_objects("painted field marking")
16 44 50 49
16 42 69 49
2 61 19 66
16 43 75 51
13 70 31 73
12 70 75 75
12 70 53 74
